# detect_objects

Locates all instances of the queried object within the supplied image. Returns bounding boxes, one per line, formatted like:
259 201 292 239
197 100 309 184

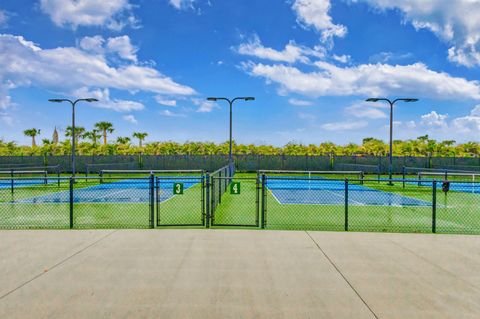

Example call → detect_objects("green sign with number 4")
173 183 184 195
230 182 240 195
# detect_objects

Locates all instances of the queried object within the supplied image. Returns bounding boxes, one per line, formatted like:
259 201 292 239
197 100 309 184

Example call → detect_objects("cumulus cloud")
288 98 313 106
420 111 449 129
155 97 177 106
40 0 138 31
0 34 195 112
355 0 480 67
159 109 186 117
106 36 138 62
193 98 217 113
169 0 195 10
292 0 347 42
73 87 144 112
452 105 480 134
236 35 325 63
321 120 368 131
123 114 138 124
79 35 138 62
242 61 480 100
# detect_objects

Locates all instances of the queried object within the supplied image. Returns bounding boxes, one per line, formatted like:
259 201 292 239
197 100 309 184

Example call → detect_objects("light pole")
365 97 418 185
206 97 255 164
48 98 98 177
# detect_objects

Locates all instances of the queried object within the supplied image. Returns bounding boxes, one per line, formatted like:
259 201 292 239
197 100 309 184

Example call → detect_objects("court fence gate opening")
1 170 479 234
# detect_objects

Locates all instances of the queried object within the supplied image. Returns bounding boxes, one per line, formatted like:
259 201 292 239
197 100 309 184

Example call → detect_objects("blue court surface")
414 180 480 194
0 179 57 189
16 178 200 203
266 179 431 206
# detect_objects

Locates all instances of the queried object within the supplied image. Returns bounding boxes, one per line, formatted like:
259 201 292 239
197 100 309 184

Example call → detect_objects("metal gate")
156 176 205 226
210 177 260 227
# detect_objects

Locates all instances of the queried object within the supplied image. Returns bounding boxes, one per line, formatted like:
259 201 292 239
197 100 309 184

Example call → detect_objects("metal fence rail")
1 174 479 235
2 155 479 175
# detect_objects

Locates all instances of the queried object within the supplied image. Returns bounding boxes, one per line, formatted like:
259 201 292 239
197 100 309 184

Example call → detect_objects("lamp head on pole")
48 99 66 103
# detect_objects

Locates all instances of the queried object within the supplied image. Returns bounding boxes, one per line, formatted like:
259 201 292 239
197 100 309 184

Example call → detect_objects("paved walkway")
1 229 479 318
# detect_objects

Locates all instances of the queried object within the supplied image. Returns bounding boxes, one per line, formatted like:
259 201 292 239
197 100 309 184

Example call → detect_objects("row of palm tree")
7 127 480 157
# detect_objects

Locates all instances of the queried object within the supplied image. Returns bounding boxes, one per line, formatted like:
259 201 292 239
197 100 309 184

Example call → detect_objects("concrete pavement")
1 229 479 318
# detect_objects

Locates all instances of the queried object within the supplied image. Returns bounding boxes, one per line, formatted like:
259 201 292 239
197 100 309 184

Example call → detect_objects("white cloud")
321 120 368 131
292 0 347 42
192 98 217 113
155 97 177 106
0 10 8 27
288 98 313 106
159 109 186 117
332 54 350 63
73 87 144 112
420 111 449 128
0 34 195 110
236 35 325 63
79 35 138 62
356 0 480 67
106 36 138 62
346 101 387 119
242 61 480 100
123 114 138 124
40 0 138 31
452 105 480 134
79 35 105 53
169 0 195 10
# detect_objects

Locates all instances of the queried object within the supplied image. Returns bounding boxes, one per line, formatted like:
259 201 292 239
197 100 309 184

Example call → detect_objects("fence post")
345 179 349 231
149 173 154 229
205 173 210 228
69 177 74 229
10 169 14 195
261 174 266 229
432 180 437 233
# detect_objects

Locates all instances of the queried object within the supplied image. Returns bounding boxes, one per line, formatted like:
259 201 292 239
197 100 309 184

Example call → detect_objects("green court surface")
1 173 479 234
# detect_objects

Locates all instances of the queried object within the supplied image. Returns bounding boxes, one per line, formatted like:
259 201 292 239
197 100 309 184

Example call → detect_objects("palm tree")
94 122 114 145
116 137 131 145
65 126 86 141
83 129 101 145
132 132 148 147
23 128 41 147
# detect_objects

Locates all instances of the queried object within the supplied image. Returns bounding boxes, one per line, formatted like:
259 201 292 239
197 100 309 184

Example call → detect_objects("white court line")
269 187 364 206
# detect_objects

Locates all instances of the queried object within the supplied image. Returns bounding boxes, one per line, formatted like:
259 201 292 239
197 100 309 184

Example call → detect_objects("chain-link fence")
1 170 480 234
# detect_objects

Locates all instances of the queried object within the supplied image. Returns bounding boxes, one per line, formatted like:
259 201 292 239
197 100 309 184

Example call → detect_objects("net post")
360 171 364 185
57 167 61 187
261 173 266 229
149 173 155 229
69 177 74 229
218 170 222 204
44 170 48 184
205 173 210 228
402 166 406 189
99 170 104 184
432 180 437 233
344 178 349 231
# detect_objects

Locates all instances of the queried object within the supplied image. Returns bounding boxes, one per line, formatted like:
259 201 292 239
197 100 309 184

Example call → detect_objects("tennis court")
15 177 201 203
267 178 431 206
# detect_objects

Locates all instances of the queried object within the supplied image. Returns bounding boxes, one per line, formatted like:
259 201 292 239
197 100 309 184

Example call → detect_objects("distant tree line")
1 122 479 157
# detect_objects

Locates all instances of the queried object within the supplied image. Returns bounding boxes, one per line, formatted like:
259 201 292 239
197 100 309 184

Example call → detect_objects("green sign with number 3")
173 182 184 195
230 182 240 195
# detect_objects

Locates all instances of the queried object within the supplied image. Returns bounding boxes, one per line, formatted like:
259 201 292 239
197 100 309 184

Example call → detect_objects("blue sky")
1 0 480 146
